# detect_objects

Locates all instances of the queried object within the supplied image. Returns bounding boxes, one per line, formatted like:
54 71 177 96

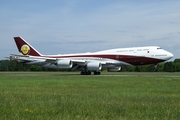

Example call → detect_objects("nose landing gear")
154 64 157 72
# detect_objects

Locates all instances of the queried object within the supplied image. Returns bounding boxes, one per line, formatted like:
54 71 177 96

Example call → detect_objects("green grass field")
0 72 180 120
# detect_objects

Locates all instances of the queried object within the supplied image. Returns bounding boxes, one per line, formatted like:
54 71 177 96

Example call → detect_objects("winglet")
14 37 42 56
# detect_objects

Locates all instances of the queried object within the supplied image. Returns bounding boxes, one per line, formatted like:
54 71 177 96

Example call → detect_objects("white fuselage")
22 46 173 70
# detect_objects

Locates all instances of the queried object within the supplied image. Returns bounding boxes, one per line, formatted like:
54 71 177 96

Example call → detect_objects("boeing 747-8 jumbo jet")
10 37 173 75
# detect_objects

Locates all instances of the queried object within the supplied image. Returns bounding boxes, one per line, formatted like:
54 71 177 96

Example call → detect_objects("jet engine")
56 60 73 69
107 67 121 72
87 62 102 71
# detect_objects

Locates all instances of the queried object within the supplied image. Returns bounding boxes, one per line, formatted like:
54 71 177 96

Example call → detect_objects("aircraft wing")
10 54 88 66
10 54 115 70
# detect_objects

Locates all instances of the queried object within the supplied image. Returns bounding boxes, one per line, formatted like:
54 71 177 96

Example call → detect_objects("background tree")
1 58 180 72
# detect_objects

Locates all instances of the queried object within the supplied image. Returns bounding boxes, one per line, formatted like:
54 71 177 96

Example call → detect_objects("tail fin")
14 37 42 56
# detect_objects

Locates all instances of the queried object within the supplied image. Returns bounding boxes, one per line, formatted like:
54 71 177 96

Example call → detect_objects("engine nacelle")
87 62 102 71
56 60 73 69
107 67 121 72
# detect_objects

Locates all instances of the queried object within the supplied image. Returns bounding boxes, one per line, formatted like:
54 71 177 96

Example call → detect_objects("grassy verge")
0 72 180 119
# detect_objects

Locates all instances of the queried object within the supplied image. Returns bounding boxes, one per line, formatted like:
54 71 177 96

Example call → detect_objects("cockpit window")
157 48 162 50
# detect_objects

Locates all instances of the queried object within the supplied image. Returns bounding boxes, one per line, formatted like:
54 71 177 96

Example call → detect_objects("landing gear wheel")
94 71 101 75
87 71 91 75
81 71 85 75
80 71 91 75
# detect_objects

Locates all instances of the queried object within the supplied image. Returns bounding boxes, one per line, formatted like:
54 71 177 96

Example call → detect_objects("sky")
1 0 180 60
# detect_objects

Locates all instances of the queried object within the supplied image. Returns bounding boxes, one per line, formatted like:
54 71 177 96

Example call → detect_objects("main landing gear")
94 71 101 75
81 71 91 75
80 71 101 75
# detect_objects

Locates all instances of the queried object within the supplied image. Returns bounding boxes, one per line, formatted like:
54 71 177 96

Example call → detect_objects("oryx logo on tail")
21 44 30 55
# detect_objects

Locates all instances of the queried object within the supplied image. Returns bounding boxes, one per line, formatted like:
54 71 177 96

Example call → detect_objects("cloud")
0 0 180 60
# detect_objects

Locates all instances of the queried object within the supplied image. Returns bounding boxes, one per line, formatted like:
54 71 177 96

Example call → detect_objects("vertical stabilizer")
14 37 42 56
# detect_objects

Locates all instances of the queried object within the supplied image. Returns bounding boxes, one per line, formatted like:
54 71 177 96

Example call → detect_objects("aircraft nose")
167 52 173 59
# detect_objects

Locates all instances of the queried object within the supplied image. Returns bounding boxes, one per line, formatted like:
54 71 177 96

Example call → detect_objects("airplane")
10 36 173 75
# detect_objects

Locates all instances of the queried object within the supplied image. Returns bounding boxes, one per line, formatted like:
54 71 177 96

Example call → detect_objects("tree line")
0 59 180 72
